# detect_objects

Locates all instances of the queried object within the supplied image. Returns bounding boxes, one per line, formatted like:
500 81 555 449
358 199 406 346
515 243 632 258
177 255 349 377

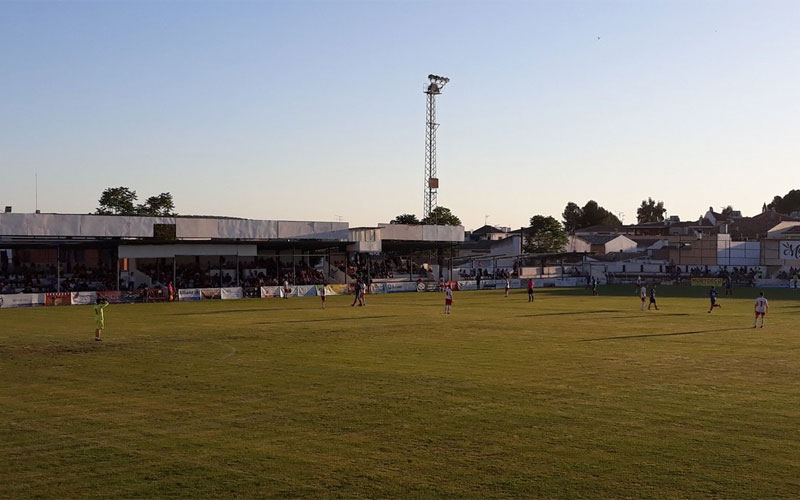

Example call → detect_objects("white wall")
605 236 638 253
566 236 590 253
716 235 760 266
0 213 174 237
378 223 464 243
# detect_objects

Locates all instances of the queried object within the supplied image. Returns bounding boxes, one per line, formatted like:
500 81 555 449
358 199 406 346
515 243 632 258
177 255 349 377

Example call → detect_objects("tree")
96 187 138 215
721 205 735 217
137 193 175 217
562 202 583 232
562 200 621 230
390 213 420 225
523 215 568 253
421 206 461 226
581 200 621 227
768 189 800 215
96 187 177 216
636 197 667 223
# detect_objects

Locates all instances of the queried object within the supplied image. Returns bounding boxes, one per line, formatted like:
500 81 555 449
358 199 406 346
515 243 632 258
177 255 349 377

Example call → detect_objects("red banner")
45 293 71 306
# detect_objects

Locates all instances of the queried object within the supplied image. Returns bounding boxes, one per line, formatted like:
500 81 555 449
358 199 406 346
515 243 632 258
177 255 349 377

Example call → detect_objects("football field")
2 286 799 499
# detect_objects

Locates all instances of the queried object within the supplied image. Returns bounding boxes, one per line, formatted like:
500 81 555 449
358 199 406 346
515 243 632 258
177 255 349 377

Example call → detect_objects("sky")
1 0 799 230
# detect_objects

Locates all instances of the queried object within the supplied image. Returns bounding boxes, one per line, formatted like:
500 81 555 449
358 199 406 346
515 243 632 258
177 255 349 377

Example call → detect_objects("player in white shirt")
753 292 768 328
444 284 453 314
504 278 510 297
319 282 327 309
639 285 647 311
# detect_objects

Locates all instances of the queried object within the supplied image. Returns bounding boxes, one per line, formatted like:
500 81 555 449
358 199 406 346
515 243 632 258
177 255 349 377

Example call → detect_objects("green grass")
1 286 799 499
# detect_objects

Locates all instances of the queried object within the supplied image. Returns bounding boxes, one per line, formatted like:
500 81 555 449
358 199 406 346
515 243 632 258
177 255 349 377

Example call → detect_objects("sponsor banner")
781 241 800 261
318 285 338 296
178 288 202 301
385 282 417 293
457 280 477 290
98 290 142 304
329 284 346 295
70 291 97 306
45 293 72 306
295 285 317 297
201 288 222 300
415 282 439 292
369 283 387 294
0 293 45 308
221 287 244 300
260 286 281 298
509 279 521 289
691 278 724 287
278 286 298 298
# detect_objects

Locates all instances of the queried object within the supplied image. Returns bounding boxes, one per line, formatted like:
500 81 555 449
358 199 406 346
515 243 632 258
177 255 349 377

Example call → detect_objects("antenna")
424 74 450 218
35 173 38 213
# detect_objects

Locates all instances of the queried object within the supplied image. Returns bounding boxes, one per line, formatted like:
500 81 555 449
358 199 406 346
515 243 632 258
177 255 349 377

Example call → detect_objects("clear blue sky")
2 1 799 230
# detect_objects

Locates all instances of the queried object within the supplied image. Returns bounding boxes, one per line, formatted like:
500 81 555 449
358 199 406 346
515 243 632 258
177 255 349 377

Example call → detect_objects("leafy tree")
636 197 667 223
523 215 568 253
390 213 420 225
421 206 461 226
562 202 583 232
721 205 735 217
562 200 621 229
581 200 621 227
137 193 175 217
768 189 800 215
96 187 138 215
96 187 176 216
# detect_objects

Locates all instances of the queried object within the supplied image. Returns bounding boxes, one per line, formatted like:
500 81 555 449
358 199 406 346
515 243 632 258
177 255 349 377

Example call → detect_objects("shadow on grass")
602 313 691 319
518 309 622 318
172 308 266 316
580 327 741 342
253 315 400 325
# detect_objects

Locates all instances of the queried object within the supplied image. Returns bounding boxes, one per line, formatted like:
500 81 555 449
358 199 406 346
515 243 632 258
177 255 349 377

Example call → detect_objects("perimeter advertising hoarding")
781 241 800 261
690 278 724 287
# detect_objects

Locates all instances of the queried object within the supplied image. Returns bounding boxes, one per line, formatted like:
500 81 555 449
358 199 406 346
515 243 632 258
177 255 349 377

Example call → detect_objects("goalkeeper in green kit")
94 297 109 341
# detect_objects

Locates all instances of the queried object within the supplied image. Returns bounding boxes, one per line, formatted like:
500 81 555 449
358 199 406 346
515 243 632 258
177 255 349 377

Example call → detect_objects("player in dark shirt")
648 286 659 311
708 286 722 313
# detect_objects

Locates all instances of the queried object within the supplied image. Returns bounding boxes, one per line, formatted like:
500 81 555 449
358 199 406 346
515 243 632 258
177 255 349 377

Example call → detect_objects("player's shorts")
320 296 326 301
649 298 656 304
445 299 453 306
755 311 765 317
710 299 716 305
528 289 534 294
641 297 646 302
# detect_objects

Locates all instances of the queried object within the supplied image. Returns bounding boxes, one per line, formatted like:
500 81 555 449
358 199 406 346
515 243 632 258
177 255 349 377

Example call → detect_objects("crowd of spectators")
138 258 329 290
458 268 514 280
723 266 759 284
776 266 800 280
8 256 796 296
0 264 116 294
343 257 445 281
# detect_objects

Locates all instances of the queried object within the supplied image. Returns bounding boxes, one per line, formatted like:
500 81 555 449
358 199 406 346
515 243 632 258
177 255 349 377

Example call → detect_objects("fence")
1 277 595 309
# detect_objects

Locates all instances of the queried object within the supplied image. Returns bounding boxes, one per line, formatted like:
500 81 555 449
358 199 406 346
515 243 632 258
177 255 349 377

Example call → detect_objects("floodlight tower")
424 74 450 219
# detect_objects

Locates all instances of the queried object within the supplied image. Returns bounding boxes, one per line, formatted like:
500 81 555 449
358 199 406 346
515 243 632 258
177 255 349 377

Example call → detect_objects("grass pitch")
2 286 799 499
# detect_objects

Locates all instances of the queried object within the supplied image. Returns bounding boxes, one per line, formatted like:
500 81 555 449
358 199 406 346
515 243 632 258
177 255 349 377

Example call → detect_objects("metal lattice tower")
424 74 449 219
